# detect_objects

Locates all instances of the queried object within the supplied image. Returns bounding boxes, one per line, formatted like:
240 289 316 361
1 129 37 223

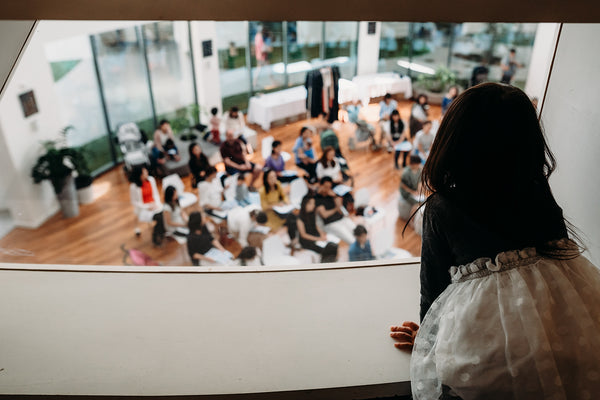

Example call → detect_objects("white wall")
357 22 381 76
524 23 560 102
0 262 419 396
190 21 223 120
541 23 600 263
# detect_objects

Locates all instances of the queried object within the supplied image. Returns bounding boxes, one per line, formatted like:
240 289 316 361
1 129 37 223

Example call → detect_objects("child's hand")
390 321 419 351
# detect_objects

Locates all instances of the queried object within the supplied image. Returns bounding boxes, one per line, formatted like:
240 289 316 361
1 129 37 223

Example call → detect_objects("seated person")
398 155 424 220
297 195 328 254
409 94 429 137
220 130 261 188
163 185 189 237
188 142 211 188
129 166 162 231
259 169 291 231
203 107 221 144
235 173 251 206
198 166 226 219
152 119 180 165
379 93 399 151
388 110 410 169
187 211 231 266
316 146 354 209
227 205 268 248
315 176 356 244
348 224 374 262
292 127 317 183
223 106 252 153
413 120 435 162
264 140 297 183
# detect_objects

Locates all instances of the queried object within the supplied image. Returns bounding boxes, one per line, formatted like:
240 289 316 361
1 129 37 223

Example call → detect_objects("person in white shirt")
198 166 225 219
163 185 189 236
379 93 399 151
226 205 268 247
413 121 435 162
223 106 252 154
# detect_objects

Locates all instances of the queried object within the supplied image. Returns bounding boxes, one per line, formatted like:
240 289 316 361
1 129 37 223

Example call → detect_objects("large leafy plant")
416 66 457 93
31 126 89 194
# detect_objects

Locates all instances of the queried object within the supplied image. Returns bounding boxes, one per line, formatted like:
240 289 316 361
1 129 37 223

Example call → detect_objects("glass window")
91 27 155 137
286 21 323 87
378 22 411 74
44 35 112 174
216 21 251 111
249 21 286 93
142 22 197 133
324 21 358 79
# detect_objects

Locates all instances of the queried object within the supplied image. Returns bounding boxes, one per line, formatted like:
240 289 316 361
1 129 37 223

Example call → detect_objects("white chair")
261 136 274 160
162 174 197 209
262 235 301 266
354 188 370 208
289 177 309 208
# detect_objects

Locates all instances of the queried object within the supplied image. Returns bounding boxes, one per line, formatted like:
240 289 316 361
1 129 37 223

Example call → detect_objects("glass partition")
216 21 251 111
44 35 113 174
249 21 286 93
324 21 358 79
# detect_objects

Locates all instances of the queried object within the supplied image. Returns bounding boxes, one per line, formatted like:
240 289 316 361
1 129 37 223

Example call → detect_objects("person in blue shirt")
379 93 399 152
348 224 374 261
292 126 317 183
441 86 459 116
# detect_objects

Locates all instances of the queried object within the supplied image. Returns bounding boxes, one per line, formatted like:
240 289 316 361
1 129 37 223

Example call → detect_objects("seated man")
315 176 356 244
152 119 180 165
220 130 261 188
227 205 268 248
398 155 424 220
198 166 226 219
413 120 435 162
223 106 252 153
348 224 374 262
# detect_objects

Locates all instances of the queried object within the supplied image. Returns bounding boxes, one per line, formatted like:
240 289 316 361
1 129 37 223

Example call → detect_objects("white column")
524 23 560 103
541 23 600 263
356 22 381 76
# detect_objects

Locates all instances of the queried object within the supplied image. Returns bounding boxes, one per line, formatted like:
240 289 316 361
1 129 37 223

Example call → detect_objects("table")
247 86 307 131
339 73 413 104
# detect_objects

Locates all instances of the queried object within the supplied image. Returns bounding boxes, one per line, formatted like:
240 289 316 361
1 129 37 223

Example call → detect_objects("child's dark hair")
419 83 582 259
159 119 169 127
250 210 268 224
211 107 218 115
321 243 338 263
129 166 146 187
353 225 367 237
238 246 257 266
384 93 392 100
409 155 421 165
271 140 282 154
188 211 203 232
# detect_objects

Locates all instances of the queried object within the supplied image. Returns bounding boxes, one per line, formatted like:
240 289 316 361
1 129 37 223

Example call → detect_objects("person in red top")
220 130 261 188
129 166 162 235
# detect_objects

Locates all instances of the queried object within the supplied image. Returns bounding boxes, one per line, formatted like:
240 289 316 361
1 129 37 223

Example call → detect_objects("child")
348 224 374 262
238 246 262 266
235 173 251 206
390 83 600 399
204 107 221 144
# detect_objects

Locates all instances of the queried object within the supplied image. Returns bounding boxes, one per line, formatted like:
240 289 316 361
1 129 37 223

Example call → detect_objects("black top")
390 119 405 141
300 212 319 237
189 153 211 188
315 193 343 224
420 190 567 321
187 225 214 264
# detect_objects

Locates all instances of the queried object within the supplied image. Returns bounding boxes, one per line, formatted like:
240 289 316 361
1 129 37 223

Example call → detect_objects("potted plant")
31 126 87 218
75 173 94 204
414 66 458 105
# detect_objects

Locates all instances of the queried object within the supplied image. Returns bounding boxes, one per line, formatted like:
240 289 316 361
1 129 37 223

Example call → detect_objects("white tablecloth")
247 86 307 131
339 73 413 104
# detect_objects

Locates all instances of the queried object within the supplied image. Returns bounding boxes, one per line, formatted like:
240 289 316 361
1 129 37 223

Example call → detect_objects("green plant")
416 66 457 93
31 126 90 194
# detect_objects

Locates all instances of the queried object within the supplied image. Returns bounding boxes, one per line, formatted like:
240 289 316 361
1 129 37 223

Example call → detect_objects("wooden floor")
0 99 438 266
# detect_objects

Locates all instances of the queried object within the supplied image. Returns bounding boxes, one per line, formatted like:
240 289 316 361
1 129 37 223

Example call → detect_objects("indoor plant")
31 126 88 217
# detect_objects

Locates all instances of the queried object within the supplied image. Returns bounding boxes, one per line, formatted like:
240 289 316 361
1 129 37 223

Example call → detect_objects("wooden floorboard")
0 99 437 266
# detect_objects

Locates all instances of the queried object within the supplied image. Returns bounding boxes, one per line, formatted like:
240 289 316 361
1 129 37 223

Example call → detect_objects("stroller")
349 120 376 151
116 122 150 174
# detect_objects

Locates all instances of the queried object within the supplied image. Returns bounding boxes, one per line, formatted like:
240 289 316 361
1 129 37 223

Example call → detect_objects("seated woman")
198 166 226 219
264 140 297 183
188 142 211 189
259 169 291 231
409 94 429 138
292 127 317 183
315 176 356 244
129 166 162 234
398 155 424 220
297 195 328 254
316 146 354 209
152 119 180 165
163 185 189 237
441 85 459 116
186 211 231 266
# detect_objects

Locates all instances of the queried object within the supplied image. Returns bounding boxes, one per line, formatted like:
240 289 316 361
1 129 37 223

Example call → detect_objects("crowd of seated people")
128 92 443 266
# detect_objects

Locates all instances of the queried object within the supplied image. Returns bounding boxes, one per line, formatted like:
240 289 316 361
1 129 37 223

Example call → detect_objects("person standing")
500 48 522 85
